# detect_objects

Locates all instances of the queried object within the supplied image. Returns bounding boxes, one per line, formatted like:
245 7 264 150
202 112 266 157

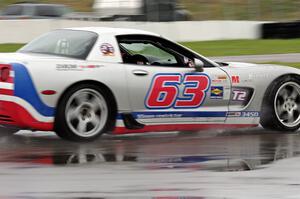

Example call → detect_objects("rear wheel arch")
54 80 118 132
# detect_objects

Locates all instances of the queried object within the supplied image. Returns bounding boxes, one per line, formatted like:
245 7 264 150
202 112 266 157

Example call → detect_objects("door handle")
132 70 148 76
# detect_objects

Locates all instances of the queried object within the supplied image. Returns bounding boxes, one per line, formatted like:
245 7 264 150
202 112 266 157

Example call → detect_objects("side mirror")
194 58 204 72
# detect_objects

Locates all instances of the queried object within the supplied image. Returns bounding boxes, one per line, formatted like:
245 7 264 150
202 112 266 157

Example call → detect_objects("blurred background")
1 0 300 21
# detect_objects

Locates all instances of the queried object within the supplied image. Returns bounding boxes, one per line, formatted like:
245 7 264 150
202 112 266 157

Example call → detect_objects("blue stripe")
117 111 227 120
12 63 55 117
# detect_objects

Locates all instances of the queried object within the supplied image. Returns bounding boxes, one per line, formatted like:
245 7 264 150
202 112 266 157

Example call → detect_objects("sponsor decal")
56 64 79 71
56 64 102 71
232 89 247 101
231 76 240 83
210 86 224 99
131 111 226 119
145 73 210 109
100 43 115 56
137 113 183 119
248 74 272 80
227 111 260 118
212 75 228 83
227 111 242 117
218 75 227 80
212 80 221 83
79 65 102 69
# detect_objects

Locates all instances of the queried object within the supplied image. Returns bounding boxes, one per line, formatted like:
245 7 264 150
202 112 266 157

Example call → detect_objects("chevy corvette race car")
0 27 300 141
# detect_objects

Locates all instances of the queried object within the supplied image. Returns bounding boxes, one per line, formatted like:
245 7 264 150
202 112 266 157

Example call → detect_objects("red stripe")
0 89 13 95
113 124 258 135
0 101 53 131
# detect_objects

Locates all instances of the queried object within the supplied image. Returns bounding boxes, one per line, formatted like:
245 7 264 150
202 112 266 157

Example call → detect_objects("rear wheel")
261 76 300 131
55 84 115 142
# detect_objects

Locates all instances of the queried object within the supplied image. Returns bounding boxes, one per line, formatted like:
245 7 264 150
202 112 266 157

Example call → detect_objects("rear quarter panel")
20 59 130 112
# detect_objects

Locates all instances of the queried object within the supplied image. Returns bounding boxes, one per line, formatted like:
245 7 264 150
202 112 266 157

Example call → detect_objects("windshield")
19 30 98 59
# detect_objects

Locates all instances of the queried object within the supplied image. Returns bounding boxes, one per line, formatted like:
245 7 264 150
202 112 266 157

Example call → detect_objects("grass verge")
0 44 24 52
182 39 300 57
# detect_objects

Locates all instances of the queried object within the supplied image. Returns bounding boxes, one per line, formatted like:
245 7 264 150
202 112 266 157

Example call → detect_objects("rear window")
19 30 98 59
2 5 23 15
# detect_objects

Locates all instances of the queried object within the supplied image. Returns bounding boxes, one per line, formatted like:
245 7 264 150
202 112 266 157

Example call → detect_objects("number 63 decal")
145 73 210 109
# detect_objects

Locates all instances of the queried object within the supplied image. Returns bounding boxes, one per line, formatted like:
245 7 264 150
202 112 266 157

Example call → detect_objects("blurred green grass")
0 44 24 52
182 39 300 57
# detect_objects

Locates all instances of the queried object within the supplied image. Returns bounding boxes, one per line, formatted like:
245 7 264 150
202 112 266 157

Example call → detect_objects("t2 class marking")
232 89 247 101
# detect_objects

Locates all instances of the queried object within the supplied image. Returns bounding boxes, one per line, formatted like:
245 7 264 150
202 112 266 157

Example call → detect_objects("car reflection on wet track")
0 128 298 172
0 128 300 198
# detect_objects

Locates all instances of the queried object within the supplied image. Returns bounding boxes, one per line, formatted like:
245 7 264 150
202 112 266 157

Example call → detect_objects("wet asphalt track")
0 128 300 198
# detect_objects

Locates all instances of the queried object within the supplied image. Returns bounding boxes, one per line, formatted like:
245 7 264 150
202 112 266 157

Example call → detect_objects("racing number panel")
117 35 231 124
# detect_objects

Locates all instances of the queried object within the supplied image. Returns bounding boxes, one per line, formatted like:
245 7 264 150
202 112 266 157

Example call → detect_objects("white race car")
0 27 300 141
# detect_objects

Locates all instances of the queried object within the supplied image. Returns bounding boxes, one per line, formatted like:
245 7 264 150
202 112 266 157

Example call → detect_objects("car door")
117 35 231 125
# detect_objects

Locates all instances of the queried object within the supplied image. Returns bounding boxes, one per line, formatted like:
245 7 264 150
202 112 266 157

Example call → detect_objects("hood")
219 62 300 84
223 61 300 74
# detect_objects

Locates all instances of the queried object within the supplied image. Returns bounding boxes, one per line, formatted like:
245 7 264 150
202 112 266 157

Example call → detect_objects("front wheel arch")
260 74 300 131
261 74 300 107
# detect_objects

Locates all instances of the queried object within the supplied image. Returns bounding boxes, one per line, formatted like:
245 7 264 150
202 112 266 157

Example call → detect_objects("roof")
66 27 160 37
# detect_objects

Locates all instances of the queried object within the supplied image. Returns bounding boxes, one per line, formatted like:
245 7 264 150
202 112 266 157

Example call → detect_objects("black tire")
54 83 116 142
260 75 300 131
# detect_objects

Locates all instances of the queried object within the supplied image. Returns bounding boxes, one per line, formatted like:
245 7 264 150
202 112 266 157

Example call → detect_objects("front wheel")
54 84 114 142
261 76 300 131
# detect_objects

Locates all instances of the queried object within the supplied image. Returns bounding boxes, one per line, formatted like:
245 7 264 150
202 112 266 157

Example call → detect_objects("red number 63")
145 74 210 109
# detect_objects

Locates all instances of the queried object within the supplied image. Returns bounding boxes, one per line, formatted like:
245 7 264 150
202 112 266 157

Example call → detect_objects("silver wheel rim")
65 88 108 138
274 82 300 128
